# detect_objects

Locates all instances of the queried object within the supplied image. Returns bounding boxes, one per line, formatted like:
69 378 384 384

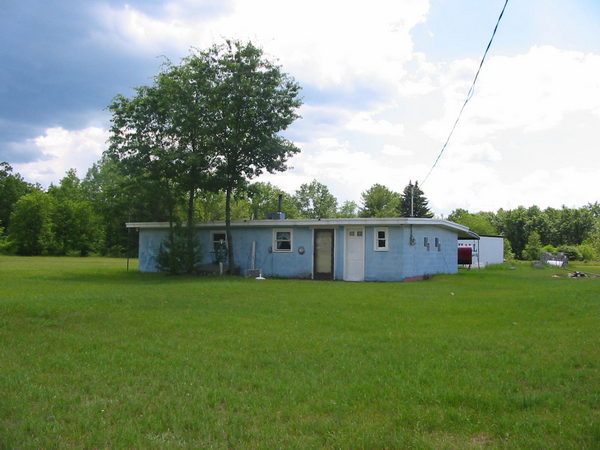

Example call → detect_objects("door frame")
313 228 335 280
343 226 365 281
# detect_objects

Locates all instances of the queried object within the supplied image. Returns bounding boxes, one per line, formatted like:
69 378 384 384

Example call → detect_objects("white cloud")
345 111 405 137
260 137 427 205
426 164 600 215
13 127 108 187
91 0 430 91
425 46 600 141
413 45 600 214
382 144 413 157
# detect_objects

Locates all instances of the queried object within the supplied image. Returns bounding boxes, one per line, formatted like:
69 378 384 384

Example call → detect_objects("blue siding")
138 226 314 278
229 227 313 278
399 226 458 279
137 223 459 281
138 229 169 272
362 225 457 281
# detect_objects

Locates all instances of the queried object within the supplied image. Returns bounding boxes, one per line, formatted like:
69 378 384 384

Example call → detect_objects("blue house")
127 218 479 281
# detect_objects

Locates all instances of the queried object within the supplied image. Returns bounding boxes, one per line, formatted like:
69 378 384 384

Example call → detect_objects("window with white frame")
424 236 430 251
211 231 228 262
374 228 389 251
212 231 227 251
273 229 293 252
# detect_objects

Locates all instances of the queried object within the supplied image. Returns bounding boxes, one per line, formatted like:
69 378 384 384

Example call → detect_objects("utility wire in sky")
420 0 509 187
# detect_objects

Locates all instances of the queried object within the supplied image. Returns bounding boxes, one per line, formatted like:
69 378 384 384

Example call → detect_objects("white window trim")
211 230 227 246
374 227 389 251
210 230 228 255
273 228 293 253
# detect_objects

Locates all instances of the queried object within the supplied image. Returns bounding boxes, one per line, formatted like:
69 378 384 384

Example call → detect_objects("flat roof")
126 218 480 239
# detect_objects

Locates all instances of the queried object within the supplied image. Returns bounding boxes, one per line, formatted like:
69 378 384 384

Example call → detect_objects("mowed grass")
0 257 598 448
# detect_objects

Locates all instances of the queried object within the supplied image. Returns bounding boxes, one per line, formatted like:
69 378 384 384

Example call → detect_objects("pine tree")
398 181 433 218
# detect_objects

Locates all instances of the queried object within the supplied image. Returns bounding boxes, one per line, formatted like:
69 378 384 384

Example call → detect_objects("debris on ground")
552 271 600 278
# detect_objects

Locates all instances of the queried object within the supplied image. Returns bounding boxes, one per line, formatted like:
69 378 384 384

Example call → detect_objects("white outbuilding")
458 235 504 268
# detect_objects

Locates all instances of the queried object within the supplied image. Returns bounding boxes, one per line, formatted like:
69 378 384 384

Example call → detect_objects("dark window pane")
277 241 291 250
276 231 290 241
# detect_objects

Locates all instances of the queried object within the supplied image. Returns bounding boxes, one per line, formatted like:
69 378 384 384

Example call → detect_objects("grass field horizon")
1 256 598 448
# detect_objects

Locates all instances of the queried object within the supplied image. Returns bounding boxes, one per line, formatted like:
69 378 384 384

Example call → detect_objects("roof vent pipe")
277 194 283 213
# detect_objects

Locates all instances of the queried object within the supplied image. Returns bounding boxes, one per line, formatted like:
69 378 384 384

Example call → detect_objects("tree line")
0 160 426 256
2 156 598 262
448 205 600 261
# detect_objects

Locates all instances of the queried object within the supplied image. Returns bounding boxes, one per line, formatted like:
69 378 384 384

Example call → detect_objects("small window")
357 231 363 237
435 237 440 248
212 232 227 252
273 229 293 252
374 228 388 251
349 231 355 236
211 231 228 263
424 237 430 251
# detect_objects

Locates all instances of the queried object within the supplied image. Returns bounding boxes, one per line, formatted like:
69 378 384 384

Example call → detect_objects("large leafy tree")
294 180 338 219
48 170 103 256
210 41 302 269
495 206 543 259
554 207 595 245
447 208 497 235
108 49 219 272
337 200 358 218
359 184 400 218
398 181 433 218
247 182 299 220
108 41 301 271
9 190 55 255
495 207 528 258
194 190 252 222
83 155 178 256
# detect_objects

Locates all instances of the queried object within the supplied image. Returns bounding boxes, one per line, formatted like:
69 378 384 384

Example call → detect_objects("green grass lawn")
1 256 598 448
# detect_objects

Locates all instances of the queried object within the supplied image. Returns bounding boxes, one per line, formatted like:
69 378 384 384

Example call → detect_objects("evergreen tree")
156 223 203 275
398 181 433 218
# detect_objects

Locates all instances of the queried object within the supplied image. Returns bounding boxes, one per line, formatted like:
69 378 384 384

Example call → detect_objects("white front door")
344 227 364 281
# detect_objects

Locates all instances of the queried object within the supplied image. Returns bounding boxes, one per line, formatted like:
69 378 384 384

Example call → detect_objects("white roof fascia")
126 218 479 239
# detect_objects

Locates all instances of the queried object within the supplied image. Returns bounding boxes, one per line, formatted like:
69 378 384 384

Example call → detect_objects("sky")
1 0 599 216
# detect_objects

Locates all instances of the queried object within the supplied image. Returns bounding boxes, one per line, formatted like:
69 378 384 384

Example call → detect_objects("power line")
420 0 509 187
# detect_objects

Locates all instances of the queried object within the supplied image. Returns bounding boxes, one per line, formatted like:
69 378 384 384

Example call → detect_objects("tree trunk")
225 184 234 272
186 187 195 273
167 199 175 248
